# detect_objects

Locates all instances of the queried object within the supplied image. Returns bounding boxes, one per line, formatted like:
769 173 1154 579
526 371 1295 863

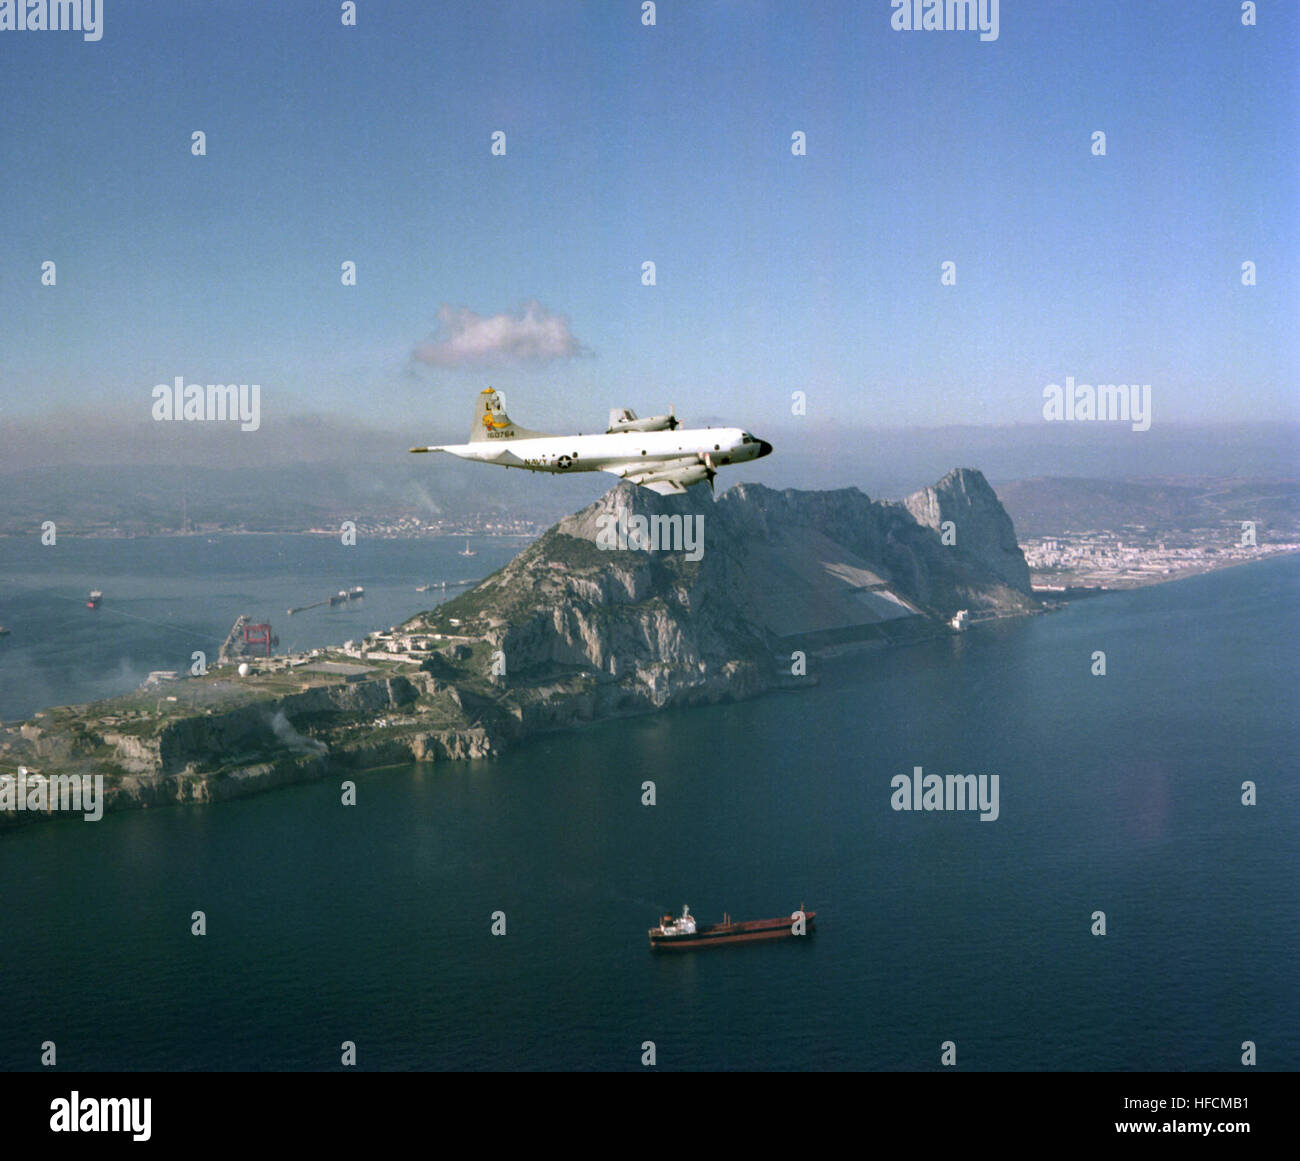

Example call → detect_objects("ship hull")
649 913 815 951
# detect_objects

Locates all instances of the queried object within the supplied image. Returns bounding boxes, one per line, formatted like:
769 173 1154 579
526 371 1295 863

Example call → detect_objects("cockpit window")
741 432 755 443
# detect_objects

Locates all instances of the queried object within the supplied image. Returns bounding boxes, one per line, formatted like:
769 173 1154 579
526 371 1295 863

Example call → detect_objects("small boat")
346 585 364 600
0 626 10 637
87 590 102 610
458 539 476 557
416 584 431 593
329 591 347 606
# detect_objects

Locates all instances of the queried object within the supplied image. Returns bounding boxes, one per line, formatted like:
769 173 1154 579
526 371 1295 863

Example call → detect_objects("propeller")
702 451 717 495
667 404 680 431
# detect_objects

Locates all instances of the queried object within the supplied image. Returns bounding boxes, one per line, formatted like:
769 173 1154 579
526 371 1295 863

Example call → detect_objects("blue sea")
0 533 523 721
0 539 1296 1071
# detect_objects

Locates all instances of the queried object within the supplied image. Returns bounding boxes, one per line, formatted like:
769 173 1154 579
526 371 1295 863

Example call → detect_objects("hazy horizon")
2 407 1295 490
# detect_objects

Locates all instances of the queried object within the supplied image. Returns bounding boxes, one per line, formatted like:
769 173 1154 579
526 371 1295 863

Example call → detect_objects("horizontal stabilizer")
409 444 525 465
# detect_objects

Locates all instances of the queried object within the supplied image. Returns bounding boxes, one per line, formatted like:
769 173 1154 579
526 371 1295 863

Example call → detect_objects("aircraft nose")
757 439 773 458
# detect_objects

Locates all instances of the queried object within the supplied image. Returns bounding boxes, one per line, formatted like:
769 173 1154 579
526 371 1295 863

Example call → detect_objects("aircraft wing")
600 458 699 494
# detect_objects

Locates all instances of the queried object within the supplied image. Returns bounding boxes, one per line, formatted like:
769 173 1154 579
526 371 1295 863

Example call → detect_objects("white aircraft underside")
411 390 772 494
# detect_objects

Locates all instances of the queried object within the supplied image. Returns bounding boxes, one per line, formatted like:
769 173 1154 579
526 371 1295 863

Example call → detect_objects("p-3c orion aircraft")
410 388 772 495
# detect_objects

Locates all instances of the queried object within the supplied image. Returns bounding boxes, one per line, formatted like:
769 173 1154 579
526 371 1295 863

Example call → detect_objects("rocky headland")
0 469 1037 826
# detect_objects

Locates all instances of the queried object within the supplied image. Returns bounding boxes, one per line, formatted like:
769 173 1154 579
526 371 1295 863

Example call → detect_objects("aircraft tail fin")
468 387 551 442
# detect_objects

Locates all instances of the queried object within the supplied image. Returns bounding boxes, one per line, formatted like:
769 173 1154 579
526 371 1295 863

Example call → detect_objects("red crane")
243 623 278 656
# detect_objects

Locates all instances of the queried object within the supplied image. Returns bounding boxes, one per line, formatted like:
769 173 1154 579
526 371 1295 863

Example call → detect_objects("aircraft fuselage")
428 426 771 477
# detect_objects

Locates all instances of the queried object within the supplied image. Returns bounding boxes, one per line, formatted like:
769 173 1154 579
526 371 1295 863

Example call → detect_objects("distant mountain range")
994 477 1300 538
0 462 606 535
3 458 1294 542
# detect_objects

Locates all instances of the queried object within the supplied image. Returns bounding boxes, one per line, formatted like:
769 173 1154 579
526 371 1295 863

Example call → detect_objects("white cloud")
413 301 585 367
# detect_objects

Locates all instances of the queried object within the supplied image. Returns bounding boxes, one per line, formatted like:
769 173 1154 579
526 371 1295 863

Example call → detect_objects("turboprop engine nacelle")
606 406 680 434
638 463 712 488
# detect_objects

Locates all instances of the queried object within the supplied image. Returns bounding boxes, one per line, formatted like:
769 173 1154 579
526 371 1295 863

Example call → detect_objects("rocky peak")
903 467 1031 592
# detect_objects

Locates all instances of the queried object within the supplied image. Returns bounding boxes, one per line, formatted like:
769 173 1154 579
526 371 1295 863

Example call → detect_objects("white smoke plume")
268 710 329 756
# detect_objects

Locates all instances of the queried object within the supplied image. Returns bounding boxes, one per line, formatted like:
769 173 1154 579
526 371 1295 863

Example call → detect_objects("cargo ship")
648 904 815 950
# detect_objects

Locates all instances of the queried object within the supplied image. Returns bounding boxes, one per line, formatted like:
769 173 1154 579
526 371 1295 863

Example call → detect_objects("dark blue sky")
1 0 1295 446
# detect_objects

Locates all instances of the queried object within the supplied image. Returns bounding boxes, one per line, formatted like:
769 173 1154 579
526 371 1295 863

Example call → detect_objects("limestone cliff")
422 468 1036 696
903 467 1033 594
